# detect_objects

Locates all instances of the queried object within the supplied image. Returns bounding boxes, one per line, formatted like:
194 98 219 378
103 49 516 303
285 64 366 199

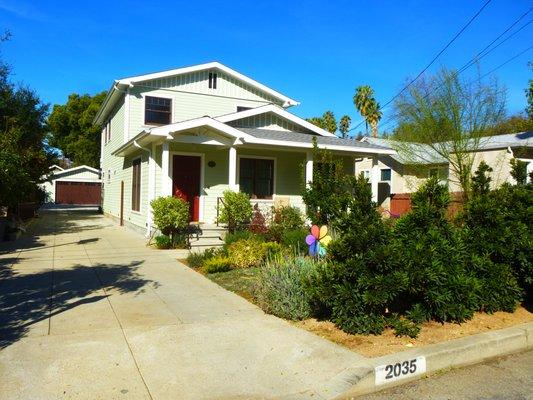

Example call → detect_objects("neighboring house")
355 132 533 213
41 165 102 205
94 62 394 235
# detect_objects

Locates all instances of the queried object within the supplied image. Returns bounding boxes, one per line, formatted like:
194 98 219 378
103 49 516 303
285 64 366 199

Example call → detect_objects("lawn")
202 267 260 303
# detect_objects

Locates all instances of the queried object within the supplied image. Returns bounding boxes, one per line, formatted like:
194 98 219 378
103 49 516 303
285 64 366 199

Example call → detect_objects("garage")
41 165 102 205
55 181 101 205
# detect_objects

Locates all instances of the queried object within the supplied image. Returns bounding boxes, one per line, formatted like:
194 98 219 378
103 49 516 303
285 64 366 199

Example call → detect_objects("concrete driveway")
0 207 364 400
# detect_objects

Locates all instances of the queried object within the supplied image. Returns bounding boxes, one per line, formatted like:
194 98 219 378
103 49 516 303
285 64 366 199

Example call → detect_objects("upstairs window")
239 158 274 199
208 72 217 89
145 96 171 125
380 168 392 182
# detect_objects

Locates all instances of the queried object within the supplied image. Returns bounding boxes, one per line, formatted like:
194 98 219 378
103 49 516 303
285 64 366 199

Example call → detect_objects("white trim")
142 93 174 128
305 151 313 188
116 62 299 108
169 151 205 223
49 164 64 171
216 104 337 137
237 154 277 200
131 156 142 213
161 142 171 196
124 87 130 143
52 165 100 177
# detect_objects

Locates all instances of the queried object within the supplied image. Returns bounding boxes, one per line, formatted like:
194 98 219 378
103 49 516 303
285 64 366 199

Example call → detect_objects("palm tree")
339 115 351 138
366 101 382 138
353 86 374 135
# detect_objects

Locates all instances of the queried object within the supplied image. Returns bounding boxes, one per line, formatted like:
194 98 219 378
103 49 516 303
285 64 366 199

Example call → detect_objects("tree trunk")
370 120 378 138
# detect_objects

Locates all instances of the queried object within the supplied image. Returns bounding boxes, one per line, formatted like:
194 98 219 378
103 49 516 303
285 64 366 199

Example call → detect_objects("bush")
255 256 324 320
151 196 189 245
227 237 268 268
218 190 253 232
249 204 268 234
280 229 308 254
154 234 172 249
267 206 306 242
460 163 531 307
204 256 232 273
224 230 262 248
186 252 205 268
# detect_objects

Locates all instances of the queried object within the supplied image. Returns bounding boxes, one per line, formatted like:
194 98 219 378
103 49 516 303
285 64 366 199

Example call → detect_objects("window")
132 159 141 211
237 106 251 112
107 121 111 142
239 158 274 199
145 96 171 125
380 168 391 182
361 170 370 179
208 72 217 89
428 167 448 182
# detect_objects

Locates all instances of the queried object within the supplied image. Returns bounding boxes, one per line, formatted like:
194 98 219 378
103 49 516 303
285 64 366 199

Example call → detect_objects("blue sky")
0 0 531 134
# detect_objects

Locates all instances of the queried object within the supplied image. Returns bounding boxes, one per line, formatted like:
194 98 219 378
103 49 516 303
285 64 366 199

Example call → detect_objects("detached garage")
41 165 101 205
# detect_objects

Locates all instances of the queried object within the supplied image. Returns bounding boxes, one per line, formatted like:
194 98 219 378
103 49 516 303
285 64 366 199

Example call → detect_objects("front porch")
112 115 395 235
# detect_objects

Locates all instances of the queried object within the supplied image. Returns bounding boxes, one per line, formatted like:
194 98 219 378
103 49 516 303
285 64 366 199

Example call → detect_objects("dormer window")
208 72 217 89
145 96 171 125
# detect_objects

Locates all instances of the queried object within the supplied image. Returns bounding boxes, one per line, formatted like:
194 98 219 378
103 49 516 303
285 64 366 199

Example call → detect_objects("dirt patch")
293 307 533 357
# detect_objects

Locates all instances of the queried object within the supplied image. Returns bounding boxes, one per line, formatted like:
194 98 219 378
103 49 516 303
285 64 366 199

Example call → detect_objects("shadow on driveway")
0 260 157 349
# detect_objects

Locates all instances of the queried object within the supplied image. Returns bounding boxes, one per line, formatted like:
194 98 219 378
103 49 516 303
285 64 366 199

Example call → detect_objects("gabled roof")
49 164 64 171
94 62 299 125
362 131 533 165
51 165 100 176
215 104 337 138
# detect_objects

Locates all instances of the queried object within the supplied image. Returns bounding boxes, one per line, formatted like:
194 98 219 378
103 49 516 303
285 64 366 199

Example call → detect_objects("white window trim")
379 168 392 183
237 154 277 200
143 94 173 127
169 151 205 223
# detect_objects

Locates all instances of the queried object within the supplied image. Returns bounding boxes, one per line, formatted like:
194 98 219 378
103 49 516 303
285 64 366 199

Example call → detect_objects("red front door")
172 155 201 222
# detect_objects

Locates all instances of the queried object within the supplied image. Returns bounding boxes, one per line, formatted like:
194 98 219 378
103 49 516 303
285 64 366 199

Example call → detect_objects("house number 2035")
375 356 426 385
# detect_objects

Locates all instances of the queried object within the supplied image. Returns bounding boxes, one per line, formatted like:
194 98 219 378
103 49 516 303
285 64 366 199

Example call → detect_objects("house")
94 62 394 235
355 132 533 214
40 165 102 205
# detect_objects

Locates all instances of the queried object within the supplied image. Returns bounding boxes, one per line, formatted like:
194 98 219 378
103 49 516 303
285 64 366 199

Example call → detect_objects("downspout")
133 140 154 237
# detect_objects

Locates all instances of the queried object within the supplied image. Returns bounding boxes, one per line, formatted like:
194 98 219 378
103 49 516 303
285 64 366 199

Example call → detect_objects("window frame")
380 168 392 182
237 155 276 200
144 95 172 126
208 71 218 89
131 158 142 212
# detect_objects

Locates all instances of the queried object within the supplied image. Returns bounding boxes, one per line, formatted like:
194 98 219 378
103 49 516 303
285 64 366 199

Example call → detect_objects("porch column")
305 151 313 188
371 155 379 203
146 143 156 236
161 142 172 196
228 146 238 191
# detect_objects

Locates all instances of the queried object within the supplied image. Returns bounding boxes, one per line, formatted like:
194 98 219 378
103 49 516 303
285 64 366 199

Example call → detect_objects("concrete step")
189 237 225 248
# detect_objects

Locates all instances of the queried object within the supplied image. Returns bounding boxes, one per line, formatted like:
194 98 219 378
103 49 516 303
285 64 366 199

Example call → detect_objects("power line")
348 0 493 133
368 43 533 135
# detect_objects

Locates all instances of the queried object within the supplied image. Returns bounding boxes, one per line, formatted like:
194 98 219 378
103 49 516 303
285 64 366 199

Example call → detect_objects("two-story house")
94 62 393 235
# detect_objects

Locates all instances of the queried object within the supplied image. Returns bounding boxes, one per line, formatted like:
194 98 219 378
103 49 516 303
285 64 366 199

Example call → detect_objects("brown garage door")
55 181 101 205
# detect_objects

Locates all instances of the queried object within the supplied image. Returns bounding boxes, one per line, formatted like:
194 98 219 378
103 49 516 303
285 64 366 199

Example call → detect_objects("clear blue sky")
1 0 531 133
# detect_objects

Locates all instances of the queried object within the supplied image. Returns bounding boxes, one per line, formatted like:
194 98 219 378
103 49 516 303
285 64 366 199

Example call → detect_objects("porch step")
188 224 227 250
189 237 225 249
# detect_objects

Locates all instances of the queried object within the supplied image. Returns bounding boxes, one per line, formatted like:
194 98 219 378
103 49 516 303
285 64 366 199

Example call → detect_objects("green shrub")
280 229 308 253
267 206 306 243
154 234 172 249
186 252 205 268
218 190 253 232
261 241 283 258
227 238 268 268
151 196 189 244
204 256 232 273
224 230 263 248
460 163 531 307
255 256 323 320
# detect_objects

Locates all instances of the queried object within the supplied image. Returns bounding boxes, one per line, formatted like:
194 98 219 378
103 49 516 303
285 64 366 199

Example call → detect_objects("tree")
48 91 107 168
366 100 382 138
393 68 506 202
481 114 533 136
339 115 351 138
353 85 378 136
306 110 337 134
0 33 52 210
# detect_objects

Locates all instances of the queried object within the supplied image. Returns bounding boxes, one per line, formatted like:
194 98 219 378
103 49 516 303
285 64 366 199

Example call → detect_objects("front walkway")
0 207 365 399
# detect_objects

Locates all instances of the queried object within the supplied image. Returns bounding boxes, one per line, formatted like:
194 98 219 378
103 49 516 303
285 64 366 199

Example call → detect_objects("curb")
333 321 533 399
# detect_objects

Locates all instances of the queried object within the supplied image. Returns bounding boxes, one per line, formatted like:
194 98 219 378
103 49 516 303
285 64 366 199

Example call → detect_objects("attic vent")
208 72 217 89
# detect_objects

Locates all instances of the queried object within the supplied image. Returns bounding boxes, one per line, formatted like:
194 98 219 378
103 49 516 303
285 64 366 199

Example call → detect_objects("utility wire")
369 43 533 135
348 0 493 133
